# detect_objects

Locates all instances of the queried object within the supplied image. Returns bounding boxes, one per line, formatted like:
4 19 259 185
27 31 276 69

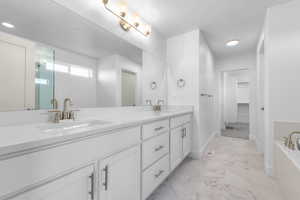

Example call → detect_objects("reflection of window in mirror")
53 60 95 109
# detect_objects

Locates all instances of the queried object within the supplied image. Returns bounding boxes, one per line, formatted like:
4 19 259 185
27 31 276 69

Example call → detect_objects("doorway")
221 69 250 140
121 70 137 106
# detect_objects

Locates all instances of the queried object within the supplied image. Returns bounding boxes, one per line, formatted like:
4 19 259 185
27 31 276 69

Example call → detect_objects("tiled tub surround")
0 106 193 200
274 121 300 200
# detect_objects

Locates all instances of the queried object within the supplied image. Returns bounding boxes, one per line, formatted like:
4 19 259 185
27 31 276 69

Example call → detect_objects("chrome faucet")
152 99 164 112
48 98 79 123
284 131 300 150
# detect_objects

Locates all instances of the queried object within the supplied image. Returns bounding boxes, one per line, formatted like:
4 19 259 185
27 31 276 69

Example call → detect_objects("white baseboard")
265 165 273 177
249 134 256 141
255 138 265 154
191 131 219 159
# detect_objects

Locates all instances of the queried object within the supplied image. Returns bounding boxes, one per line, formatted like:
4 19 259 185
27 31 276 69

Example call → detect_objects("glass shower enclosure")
35 45 55 110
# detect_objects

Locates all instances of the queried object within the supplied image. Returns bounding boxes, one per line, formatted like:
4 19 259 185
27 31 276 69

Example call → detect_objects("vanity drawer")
142 132 169 169
142 119 169 140
170 114 191 129
142 155 169 200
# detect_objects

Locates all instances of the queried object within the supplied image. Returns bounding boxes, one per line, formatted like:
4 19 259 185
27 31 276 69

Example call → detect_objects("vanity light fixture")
102 0 151 36
226 40 240 47
1 22 15 29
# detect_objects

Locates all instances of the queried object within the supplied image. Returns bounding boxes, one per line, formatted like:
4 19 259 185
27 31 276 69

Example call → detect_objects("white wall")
223 72 237 123
167 29 218 158
97 54 142 107
264 0 300 175
142 52 167 105
54 47 98 108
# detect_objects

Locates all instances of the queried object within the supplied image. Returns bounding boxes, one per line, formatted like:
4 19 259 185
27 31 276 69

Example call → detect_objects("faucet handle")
296 137 300 151
157 100 164 105
146 100 152 106
51 98 59 110
283 136 289 146
69 109 80 120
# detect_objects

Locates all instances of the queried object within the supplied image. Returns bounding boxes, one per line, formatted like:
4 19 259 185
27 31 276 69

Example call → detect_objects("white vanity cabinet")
170 126 184 170
170 115 192 170
0 126 141 200
99 146 140 200
141 120 170 200
182 123 192 158
140 114 192 200
0 112 193 200
10 165 95 200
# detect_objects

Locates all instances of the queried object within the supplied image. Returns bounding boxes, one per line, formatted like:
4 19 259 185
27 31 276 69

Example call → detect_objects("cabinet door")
170 127 184 171
182 123 192 158
11 165 95 200
99 146 140 200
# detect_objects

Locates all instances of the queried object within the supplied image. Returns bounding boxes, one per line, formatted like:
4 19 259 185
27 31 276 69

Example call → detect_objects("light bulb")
118 1 127 18
133 13 140 27
144 24 151 36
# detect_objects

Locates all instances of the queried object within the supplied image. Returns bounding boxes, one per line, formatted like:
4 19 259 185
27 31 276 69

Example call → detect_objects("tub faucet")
284 131 300 150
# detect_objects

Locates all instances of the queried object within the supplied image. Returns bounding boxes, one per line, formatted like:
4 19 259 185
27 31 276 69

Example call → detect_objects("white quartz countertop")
0 107 193 157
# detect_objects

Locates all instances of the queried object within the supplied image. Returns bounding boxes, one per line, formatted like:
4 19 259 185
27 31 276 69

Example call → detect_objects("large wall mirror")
0 0 143 111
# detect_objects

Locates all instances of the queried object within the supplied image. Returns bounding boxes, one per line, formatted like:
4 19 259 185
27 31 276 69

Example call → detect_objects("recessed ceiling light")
226 40 240 47
1 22 15 29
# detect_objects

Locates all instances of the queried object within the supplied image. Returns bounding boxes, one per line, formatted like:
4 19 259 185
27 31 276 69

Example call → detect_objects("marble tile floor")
148 136 283 200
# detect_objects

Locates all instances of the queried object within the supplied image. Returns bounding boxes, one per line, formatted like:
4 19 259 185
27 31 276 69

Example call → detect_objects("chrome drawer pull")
154 170 164 178
154 126 164 131
88 173 95 200
181 128 187 138
102 165 108 191
154 145 164 152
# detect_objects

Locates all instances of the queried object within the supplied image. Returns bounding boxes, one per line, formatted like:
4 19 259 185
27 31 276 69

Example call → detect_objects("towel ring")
150 81 157 90
177 78 186 88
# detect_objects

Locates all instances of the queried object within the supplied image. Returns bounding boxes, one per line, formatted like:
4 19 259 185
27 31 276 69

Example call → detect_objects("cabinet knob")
154 145 164 152
154 170 164 178
154 126 164 132
181 128 187 138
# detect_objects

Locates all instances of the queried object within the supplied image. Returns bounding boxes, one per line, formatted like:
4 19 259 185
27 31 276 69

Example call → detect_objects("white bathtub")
275 141 300 200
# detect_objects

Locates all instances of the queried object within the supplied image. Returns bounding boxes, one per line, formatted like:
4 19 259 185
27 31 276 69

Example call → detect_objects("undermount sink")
39 120 111 133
